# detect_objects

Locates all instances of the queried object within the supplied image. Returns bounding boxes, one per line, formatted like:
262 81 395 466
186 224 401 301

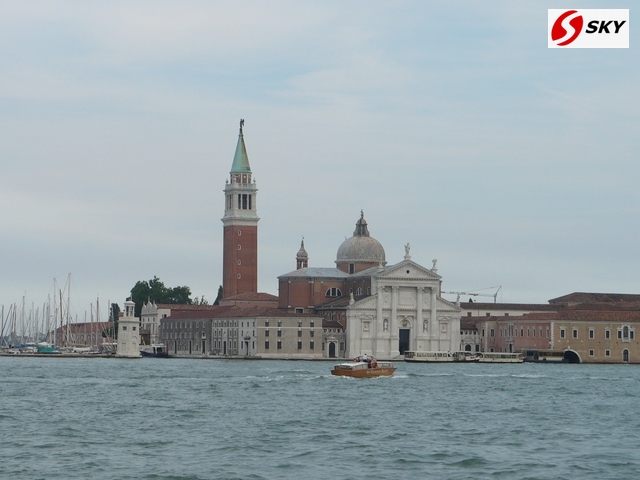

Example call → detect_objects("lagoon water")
1 357 639 479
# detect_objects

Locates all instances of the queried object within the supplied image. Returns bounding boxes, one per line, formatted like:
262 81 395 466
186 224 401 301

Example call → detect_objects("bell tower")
222 119 259 298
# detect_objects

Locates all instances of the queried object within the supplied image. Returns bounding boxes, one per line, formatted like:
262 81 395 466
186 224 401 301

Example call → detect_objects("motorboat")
331 356 396 378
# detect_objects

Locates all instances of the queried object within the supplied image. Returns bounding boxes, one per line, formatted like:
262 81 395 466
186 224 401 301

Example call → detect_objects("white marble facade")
345 259 461 360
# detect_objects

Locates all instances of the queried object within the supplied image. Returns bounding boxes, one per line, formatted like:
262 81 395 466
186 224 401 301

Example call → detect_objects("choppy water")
1 357 639 479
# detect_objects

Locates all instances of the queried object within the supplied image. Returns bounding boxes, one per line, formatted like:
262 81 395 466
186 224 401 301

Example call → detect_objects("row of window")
264 340 314 350
560 326 635 340
497 326 550 338
324 287 371 297
264 320 315 328
264 329 314 337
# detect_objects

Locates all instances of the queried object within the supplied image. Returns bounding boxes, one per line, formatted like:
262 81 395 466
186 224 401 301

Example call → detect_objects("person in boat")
361 353 368 363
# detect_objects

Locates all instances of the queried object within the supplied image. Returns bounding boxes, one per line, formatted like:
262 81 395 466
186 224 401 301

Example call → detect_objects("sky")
1 1 638 323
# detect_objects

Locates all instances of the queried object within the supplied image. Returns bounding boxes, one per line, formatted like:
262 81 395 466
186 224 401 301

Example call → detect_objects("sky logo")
548 9 629 48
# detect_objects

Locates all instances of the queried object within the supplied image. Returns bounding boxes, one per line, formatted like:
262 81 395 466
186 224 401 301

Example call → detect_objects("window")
589 328 594 339
122 326 127 331
297 341 302 350
310 330 314 337
572 329 578 339
295 308 303 314
349 263 355 274
505 313 509 317
467 312 472 317
486 313 491 317
546 327 550 338
310 341 314 349
298 320 302 327
265 321 269 327
132 327 136 331
264 340 269 349
533 328 536 338
310 321 314 327
560 328 566 338
326 287 342 297
618 330 622 339
277 320 282 327
238 230 241 236
605 329 611 339
277 340 282 350
237 274 241 279
265 330 269 337
356 287 362 296
589 350 594 356
490 328 495 337
277 330 282 337
298 330 302 337
605 349 611 357
238 244 241 250
237 260 241 265
527 328 530 338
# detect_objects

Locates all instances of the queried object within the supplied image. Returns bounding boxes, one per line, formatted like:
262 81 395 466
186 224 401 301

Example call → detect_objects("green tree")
213 285 223 305
104 303 121 339
129 276 195 316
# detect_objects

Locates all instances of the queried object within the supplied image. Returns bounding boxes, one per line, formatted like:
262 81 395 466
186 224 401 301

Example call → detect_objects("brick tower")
222 119 259 298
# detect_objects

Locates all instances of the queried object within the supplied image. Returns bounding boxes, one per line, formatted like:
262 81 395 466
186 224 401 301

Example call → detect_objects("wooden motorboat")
331 356 396 378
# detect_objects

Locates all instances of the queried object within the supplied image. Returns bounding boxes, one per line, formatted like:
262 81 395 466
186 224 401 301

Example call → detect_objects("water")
1 357 639 479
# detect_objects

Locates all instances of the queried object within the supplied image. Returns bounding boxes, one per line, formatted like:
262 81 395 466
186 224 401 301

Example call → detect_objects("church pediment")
375 259 441 281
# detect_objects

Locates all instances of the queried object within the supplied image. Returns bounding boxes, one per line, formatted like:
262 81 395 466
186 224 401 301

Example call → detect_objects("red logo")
551 10 584 46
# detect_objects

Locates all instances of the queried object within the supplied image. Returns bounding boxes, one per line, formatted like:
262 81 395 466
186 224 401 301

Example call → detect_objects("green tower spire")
230 118 251 173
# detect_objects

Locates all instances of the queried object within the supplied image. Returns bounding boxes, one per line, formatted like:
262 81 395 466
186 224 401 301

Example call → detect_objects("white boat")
478 352 523 363
404 351 454 363
452 351 479 362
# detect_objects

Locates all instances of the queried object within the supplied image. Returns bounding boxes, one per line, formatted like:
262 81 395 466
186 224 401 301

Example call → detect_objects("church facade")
278 213 461 359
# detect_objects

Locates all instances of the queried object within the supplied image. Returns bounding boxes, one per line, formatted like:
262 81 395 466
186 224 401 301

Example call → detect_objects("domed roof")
336 212 386 265
296 239 308 259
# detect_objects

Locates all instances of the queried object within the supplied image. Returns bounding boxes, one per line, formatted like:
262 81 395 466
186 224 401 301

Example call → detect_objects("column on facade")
374 285 384 357
416 286 423 351
390 286 398 356
430 287 438 349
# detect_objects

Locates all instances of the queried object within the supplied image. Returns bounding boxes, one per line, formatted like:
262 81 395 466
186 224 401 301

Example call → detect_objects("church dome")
336 212 386 266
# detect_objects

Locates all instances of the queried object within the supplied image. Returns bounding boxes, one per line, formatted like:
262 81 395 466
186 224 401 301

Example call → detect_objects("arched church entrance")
329 342 336 358
623 349 629 363
465 344 471 352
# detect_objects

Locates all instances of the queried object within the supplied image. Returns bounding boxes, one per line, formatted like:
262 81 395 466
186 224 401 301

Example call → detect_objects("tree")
213 285 223 305
193 296 209 305
104 303 121 339
129 276 195 316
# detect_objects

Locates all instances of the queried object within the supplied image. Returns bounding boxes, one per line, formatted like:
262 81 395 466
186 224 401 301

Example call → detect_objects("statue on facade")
404 243 411 260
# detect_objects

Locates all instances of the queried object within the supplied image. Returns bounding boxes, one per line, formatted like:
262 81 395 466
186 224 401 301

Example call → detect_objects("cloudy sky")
1 1 638 322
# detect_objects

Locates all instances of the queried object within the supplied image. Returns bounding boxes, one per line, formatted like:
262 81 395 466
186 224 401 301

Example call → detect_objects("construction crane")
442 286 502 304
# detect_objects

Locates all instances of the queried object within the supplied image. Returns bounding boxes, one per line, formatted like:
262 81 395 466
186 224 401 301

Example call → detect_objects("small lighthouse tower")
116 298 141 358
